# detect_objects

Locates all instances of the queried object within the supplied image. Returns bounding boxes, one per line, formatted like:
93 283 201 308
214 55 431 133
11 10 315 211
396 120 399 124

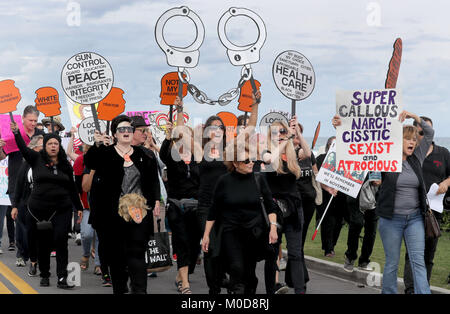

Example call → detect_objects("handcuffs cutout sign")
155 6 266 106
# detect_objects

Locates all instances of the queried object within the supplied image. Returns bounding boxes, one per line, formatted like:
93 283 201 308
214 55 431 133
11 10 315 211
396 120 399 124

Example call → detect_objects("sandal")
180 287 192 294
175 280 183 292
80 257 89 271
93 266 102 276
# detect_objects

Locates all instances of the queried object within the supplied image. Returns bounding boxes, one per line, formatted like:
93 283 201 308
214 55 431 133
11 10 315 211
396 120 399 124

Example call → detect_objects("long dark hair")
41 136 73 176
202 115 226 152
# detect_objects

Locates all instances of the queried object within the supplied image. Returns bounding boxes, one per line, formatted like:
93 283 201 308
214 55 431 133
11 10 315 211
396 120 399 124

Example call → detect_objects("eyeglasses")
242 159 254 164
135 128 148 134
279 128 288 135
117 126 134 133
211 125 225 131
418 130 424 136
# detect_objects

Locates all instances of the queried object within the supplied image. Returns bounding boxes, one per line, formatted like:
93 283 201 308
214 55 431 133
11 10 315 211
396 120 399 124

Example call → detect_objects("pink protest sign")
0 114 30 154
126 111 158 125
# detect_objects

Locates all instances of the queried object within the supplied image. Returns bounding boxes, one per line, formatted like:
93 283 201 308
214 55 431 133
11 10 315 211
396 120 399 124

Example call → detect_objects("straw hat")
41 115 65 131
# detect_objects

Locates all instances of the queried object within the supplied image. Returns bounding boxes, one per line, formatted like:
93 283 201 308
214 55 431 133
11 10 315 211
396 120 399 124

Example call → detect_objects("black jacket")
376 154 428 219
84 144 160 229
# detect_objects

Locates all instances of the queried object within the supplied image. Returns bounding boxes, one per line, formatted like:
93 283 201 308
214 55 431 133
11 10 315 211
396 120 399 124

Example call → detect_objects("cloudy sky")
1 0 450 137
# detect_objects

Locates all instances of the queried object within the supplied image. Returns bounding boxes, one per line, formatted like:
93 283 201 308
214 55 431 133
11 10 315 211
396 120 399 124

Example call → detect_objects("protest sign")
0 115 30 155
160 72 188 105
78 117 107 146
385 38 402 89
259 112 288 129
238 79 261 112
35 87 61 117
316 140 366 198
335 89 403 173
65 95 94 127
273 50 315 116
97 87 126 121
217 111 238 140
0 158 10 206
61 52 114 105
0 80 21 122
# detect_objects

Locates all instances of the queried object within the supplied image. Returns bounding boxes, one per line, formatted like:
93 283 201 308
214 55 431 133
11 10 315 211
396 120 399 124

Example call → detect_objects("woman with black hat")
11 122 83 289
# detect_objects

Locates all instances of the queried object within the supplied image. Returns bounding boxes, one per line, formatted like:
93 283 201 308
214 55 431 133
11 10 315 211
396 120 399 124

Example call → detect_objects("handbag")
146 218 173 272
28 207 56 231
311 172 323 206
167 198 198 214
424 208 441 239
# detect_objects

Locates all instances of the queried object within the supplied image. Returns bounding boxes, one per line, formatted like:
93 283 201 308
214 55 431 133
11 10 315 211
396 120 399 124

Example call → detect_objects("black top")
208 171 275 232
84 144 160 229
197 158 227 213
296 154 317 200
7 128 44 201
11 161 32 221
264 160 300 200
13 131 82 214
159 139 199 200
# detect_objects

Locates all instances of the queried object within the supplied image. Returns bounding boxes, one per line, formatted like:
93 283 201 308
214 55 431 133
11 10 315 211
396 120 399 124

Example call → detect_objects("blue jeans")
378 210 431 294
80 210 100 266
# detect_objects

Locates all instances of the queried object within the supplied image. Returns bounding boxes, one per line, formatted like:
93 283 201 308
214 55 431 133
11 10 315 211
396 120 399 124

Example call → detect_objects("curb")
282 250 450 294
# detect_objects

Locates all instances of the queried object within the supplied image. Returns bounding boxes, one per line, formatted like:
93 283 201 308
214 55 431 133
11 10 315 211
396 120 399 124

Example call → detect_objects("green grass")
286 213 450 289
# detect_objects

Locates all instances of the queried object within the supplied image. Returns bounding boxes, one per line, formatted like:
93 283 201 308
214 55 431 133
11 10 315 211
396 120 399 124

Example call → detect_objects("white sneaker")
15 258 26 267
75 233 81 246
0 249 3 254
279 258 287 271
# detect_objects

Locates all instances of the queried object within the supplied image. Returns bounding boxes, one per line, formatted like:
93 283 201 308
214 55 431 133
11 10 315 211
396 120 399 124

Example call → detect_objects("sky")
1 0 450 137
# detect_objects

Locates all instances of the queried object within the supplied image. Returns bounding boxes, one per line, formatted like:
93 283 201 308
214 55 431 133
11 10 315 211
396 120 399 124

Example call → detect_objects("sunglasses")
117 126 134 134
418 130 424 136
241 159 254 164
211 125 225 131
135 128 148 134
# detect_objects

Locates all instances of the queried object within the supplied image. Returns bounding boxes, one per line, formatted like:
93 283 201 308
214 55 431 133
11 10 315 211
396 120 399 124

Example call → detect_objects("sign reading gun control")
61 52 114 105
273 50 315 101
78 117 107 146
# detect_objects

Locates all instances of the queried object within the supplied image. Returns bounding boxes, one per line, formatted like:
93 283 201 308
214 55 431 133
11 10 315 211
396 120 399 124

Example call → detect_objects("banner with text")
316 141 366 198
335 89 403 173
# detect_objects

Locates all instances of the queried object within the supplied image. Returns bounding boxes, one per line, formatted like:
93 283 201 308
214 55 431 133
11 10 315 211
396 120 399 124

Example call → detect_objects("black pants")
167 204 201 274
126 254 147 294
6 206 15 244
15 207 29 261
403 229 440 294
26 209 71 279
95 225 111 278
300 194 316 283
222 228 258 294
345 196 378 264
198 210 227 294
265 208 305 294
317 192 347 254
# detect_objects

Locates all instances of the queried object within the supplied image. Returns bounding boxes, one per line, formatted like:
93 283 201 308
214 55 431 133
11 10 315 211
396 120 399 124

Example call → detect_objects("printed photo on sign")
335 89 403 173
61 52 114 105
316 140 366 198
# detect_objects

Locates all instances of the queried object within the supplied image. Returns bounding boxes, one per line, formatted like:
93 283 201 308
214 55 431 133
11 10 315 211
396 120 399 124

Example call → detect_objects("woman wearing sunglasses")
202 142 278 294
262 116 306 294
84 115 161 294
160 97 200 294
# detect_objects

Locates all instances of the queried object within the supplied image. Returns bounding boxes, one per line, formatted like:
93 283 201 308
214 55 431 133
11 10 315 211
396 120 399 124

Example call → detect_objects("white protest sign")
0 158 11 206
316 141 366 198
335 89 403 173
259 112 288 129
272 50 315 101
61 52 114 105
78 117 107 145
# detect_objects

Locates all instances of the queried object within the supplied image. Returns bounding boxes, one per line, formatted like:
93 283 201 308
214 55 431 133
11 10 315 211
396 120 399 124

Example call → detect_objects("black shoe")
274 282 289 294
102 274 112 287
8 243 15 251
28 263 38 277
40 277 50 287
57 277 75 289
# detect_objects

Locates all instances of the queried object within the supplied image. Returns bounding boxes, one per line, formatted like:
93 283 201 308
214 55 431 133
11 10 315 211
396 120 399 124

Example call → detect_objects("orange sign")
0 80 21 114
97 87 126 121
217 111 238 140
385 38 402 89
160 72 188 105
35 87 61 117
238 79 261 112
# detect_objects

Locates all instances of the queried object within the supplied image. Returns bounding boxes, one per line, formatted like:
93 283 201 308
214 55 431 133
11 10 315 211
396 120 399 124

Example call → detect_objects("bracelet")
270 221 277 226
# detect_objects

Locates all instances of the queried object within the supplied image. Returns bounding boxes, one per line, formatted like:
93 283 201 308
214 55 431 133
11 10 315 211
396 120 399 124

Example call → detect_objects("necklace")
115 145 132 162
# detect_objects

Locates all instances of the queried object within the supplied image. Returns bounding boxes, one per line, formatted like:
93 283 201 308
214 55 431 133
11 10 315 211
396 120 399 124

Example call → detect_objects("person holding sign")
160 97 200 295
85 115 161 294
262 116 305 294
333 110 434 294
10 122 83 289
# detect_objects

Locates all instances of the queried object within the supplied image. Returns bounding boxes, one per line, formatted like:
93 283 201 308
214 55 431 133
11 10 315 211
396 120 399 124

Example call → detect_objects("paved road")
0 230 380 294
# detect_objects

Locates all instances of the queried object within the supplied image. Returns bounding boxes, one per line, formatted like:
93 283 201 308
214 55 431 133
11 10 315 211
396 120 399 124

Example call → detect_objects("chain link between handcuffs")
178 67 252 106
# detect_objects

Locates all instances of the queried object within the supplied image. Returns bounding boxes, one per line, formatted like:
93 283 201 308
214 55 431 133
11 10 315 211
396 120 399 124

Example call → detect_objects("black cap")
130 116 149 128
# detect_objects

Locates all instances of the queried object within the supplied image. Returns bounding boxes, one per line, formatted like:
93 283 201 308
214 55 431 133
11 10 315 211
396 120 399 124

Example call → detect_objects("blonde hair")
267 121 301 179
403 125 418 141
118 193 148 222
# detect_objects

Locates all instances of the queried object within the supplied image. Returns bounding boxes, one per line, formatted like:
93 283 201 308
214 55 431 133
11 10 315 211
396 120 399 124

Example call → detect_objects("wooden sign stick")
90 104 101 132
51 116 55 133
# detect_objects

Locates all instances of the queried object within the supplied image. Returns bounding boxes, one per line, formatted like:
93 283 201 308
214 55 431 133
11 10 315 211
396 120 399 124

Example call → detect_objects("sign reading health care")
335 89 403 173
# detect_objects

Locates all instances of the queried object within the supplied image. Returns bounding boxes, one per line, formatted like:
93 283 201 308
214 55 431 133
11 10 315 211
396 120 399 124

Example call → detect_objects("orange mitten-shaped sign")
217 111 238 140
97 87 126 121
160 72 188 105
35 87 61 117
238 79 261 112
0 80 21 114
